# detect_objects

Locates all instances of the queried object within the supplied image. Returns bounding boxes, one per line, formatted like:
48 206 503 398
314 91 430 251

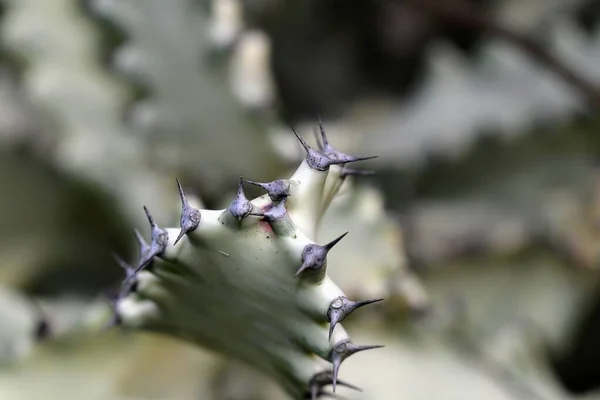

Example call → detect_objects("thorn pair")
294 120 377 171
132 206 169 275
296 232 348 276
103 253 141 332
114 205 169 285
106 205 168 331
224 178 287 223
327 296 384 340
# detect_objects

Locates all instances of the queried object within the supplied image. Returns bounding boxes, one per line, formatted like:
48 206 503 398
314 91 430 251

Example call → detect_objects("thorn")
228 177 253 220
323 231 348 251
144 205 157 227
292 127 311 153
317 115 330 150
133 207 169 274
111 254 138 294
134 229 150 259
244 178 291 202
308 370 362 399
175 178 201 245
330 340 384 392
31 299 52 342
305 388 348 399
295 232 348 276
34 318 51 341
313 126 323 151
336 154 379 163
249 198 288 221
292 128 352 171
30 299 52 342
327 296 384 340
315 120 379 165
111 252 136 281
340 167 375 179
101 293 122 332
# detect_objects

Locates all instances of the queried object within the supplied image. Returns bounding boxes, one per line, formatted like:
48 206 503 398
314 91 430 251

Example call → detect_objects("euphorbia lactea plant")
107 124 384 399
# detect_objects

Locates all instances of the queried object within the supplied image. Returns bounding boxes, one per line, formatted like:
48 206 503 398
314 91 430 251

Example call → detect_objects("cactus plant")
107 124 383 399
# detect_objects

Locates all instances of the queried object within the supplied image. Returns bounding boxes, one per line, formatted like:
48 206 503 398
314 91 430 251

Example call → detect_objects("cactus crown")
108 124 382 399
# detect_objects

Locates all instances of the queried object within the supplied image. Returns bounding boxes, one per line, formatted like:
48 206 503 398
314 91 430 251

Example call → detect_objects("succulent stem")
104 126 384 399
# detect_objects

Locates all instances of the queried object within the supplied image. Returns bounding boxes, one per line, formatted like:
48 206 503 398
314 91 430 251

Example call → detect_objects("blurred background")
2 0 600 399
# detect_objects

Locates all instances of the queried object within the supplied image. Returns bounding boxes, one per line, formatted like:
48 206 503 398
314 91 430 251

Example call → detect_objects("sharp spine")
175 178 201 245
316 118 378 164
112 252 136 281
228 177 254 221
31 300 51 341
134 229 150 260
329 340 384 392
340 167 375 179
34 318 51 341
295 232 348 276
101 291 123 332
313 126 323 151
292 128 354 171
327 296 384 340
133 206 169 275
308 370 362 399
244 178 290 202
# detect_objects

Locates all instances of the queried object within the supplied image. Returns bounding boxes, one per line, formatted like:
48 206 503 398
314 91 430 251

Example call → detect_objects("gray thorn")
313 126 323 151
309 370 362 398
175 178 201 245
244 178 290 202
133 207 168 274
329 153 379 164
228 177 253 220
340 167 375 179
306 389 348 400
324 232 348 251
295 232 348 276
111 253 138 296
316 120 379 164
317 116 331 151
101 292 122 332
111 252 136 281
249 198 288 222
292 127 311 153
134 229 150 259
292 128 349 171
330 340 384 392
30 300 51 341
34 318 51 341
327 296 384 340
144 205 157 228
